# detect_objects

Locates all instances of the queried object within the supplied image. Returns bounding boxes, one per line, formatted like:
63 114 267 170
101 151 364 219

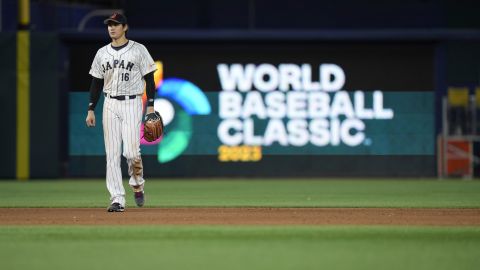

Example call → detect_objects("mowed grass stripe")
1 226 479 270
0 179 479 208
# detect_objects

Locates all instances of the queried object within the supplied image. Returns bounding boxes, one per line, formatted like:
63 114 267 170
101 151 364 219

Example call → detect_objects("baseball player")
85 13 157 212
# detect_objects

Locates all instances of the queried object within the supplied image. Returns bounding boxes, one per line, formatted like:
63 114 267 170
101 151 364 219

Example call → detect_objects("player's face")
107 22 127 40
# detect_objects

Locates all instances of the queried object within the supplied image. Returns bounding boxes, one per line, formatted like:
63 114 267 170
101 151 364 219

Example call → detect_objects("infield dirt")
1 208 479 226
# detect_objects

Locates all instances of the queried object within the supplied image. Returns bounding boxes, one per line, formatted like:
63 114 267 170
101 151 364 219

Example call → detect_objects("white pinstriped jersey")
89 40 156 96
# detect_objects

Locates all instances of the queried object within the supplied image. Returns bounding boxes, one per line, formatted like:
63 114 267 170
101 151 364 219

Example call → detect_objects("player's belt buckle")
105 93 137 100
122 95 137 100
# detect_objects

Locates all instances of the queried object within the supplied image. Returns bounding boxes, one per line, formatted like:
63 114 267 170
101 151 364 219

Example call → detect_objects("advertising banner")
68 42 435 177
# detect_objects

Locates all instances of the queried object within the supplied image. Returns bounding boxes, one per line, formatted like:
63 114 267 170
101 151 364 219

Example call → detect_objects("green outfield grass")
0 179 479 208
1 179 480 270
1 226 479 270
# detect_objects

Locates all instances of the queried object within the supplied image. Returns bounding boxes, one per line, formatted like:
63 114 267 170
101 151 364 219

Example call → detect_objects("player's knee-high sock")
127 157 145 187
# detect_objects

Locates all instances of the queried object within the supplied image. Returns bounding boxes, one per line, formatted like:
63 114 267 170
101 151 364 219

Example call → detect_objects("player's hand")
86 110 96 127
146 106 155 115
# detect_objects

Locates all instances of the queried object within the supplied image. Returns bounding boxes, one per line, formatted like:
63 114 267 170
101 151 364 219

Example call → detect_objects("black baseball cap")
104 13 127 25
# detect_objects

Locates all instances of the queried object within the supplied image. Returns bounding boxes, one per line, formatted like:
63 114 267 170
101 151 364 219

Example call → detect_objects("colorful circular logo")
141 62 211 163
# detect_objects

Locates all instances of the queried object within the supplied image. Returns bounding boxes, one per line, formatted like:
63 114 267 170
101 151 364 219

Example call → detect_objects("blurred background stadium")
1 0 480 180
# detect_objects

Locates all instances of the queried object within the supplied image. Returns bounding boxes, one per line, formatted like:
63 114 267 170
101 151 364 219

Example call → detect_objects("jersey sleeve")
89 50 104 79
139 45 157 76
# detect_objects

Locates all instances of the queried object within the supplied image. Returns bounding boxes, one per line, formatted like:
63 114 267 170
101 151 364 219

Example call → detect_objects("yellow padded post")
16 31 30 180
447 87 469 107
475 87 480 107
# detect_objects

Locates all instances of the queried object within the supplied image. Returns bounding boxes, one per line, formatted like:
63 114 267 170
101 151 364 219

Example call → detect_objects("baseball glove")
143 111 164 142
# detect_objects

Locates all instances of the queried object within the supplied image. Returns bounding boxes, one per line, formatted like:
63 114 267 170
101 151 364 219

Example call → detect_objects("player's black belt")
104 93 137 100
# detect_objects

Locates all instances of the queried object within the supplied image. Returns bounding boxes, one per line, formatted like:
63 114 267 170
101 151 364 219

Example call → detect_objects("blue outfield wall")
11 30 480 178
70 91 434 157
0 33 16 178
68 90 435 178
65 38 437 178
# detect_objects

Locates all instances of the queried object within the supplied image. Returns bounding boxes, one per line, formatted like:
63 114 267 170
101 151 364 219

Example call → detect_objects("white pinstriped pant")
102 95 145 206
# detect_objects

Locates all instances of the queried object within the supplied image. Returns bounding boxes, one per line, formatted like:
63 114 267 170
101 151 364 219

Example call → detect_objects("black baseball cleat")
107 203 125 212
134 191 145 207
